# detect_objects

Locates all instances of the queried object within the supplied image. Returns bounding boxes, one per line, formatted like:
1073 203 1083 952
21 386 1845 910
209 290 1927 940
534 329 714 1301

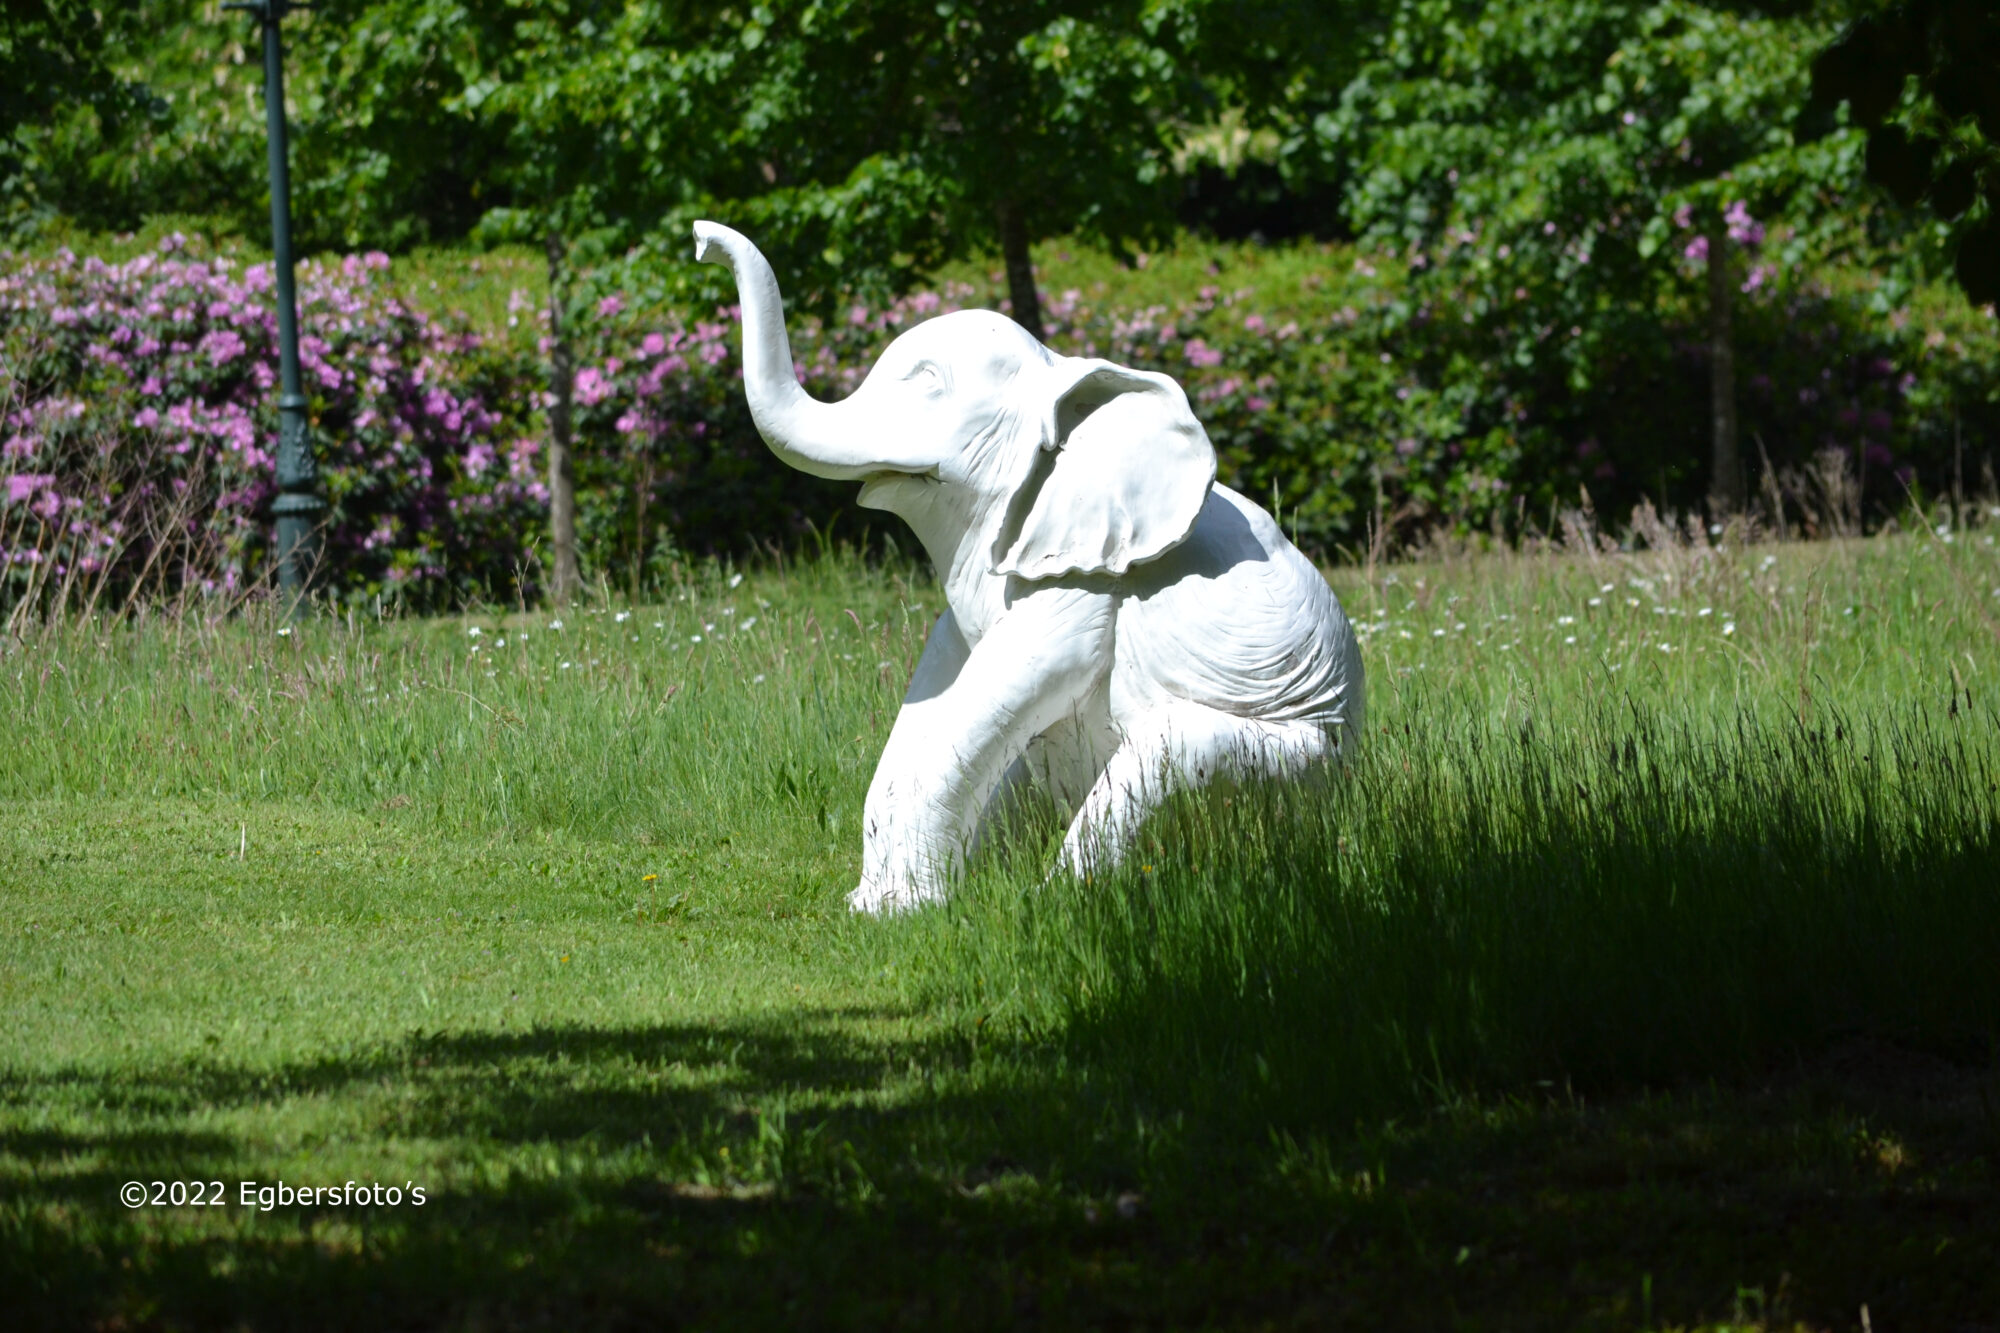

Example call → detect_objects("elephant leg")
851 586 1115 913
969 692 1119 858
1056 699 1334 876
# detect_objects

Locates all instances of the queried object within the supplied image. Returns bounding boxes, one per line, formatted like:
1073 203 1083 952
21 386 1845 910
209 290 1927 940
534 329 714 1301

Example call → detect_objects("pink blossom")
1724 200 1764 246
1183 339 1224 368
597 295 626 318
574 367 612 406
6 474 55 505
641 332 667 357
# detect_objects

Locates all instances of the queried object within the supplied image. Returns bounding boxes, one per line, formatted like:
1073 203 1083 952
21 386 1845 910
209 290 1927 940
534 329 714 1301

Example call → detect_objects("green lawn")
4 530 1999 1329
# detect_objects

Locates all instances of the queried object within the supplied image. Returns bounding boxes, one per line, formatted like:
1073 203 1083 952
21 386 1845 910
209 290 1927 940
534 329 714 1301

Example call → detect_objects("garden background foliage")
2 0 1998 602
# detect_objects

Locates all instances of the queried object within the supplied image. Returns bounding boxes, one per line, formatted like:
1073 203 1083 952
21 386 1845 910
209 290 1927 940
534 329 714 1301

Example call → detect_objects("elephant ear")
993 359 1217 581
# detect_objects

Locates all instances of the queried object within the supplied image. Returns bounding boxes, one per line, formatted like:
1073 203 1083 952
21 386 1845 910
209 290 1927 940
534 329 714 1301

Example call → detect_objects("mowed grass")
4 528 1999 1329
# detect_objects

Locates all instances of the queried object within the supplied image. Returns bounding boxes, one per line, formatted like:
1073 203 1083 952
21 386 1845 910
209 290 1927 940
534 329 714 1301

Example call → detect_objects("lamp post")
225 0 322 609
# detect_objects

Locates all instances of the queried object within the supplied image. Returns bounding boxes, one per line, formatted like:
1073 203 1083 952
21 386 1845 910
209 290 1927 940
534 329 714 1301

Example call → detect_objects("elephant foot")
845 875 944 915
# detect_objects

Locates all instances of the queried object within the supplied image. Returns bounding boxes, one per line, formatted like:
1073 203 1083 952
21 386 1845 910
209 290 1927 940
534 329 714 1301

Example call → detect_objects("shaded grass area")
4 534 2000 1327
911 695 2000 1122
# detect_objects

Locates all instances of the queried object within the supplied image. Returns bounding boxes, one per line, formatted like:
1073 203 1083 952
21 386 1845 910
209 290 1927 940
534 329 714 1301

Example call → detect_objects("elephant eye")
906 361 945 393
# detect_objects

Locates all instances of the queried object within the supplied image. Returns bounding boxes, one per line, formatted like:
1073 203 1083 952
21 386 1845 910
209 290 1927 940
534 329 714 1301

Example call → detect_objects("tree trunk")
632 453 652 603
995 198 1044 343
1706 221 1744 517
545 230 581 605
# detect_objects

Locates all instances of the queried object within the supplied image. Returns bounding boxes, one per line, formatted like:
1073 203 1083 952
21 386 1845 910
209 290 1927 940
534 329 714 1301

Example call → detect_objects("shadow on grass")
5 1015 1999 1330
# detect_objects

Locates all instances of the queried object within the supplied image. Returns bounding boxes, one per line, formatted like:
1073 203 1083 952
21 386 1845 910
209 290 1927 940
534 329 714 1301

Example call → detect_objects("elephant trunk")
693 221 879 481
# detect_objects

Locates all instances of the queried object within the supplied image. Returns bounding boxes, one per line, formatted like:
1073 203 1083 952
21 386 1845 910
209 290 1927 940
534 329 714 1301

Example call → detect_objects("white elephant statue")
694 221 1365 913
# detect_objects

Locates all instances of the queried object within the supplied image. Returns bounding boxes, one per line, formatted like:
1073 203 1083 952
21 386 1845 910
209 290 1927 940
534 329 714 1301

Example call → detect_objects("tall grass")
903 690 1999 1130
5 524 1998 1134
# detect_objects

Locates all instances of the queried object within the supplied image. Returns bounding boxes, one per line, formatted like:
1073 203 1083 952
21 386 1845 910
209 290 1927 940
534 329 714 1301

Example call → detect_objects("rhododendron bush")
7 232 1997 613
0 235 543 609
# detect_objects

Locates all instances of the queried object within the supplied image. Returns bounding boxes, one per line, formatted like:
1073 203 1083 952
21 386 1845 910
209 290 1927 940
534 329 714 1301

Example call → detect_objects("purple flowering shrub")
1 234 542 610
8 227 1995 609
561 238 1999 572
554 282 996 574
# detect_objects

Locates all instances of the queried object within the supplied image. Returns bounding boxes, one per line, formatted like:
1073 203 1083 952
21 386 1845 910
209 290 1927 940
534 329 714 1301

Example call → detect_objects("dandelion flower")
643 873 658 882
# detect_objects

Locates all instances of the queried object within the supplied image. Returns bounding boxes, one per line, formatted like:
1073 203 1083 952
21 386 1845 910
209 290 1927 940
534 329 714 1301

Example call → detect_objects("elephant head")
693 221 1216 583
